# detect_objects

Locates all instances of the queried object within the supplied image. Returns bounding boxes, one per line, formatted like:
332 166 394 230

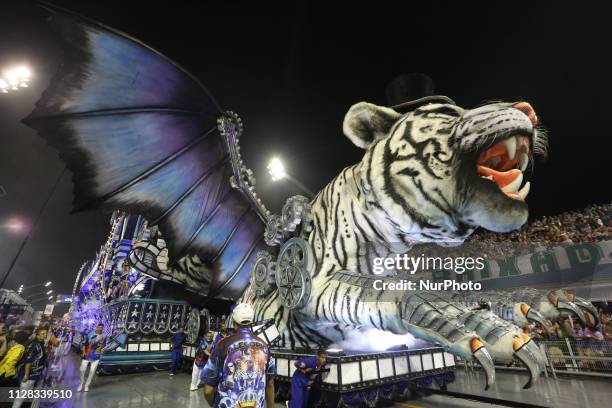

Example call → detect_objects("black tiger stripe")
352 287 363 324
369 314 378 329
300 321 332 344
344 287 357 325
291 314 313 346
362 212 386 242
315 281 333 320
382 137 438 229
377 309 385 330
286 313 295 350
331 191 342 264
312 212 327 278
412 177 455 219
332 324 345 340
330 281 342 322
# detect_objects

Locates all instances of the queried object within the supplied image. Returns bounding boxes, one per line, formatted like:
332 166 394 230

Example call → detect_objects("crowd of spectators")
409 202 612 263
0 319 71 406
527 308 612 342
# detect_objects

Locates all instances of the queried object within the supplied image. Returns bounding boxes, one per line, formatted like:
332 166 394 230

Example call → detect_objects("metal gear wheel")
275 238 314 309
216 111 243 138
186 307 200 343
265 214 284 246
250 251 277 297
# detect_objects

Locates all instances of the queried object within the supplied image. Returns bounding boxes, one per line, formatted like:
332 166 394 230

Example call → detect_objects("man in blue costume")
289 350 328 408
190 331 213 391
201 303 276 408
169 326 187 376
78 323 106 392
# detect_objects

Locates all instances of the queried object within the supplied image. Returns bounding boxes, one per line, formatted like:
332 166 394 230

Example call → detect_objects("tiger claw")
549 290 586 327
566 294 600 329
471 338 495 390
518 303 550 333
513 334 545 389
557 298 586 327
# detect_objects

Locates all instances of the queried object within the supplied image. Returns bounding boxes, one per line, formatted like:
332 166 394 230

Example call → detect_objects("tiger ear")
342 102 401 149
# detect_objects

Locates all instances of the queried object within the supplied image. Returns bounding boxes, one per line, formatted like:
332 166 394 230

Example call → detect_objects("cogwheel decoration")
216 111 244 138
186 307 201 343
275 237 314 309
265 214 285 246
250 251 277 297
218 111 271 221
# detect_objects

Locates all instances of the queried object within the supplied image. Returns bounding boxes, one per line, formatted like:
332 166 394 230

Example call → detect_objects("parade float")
68 211 228 374
24 3 604 406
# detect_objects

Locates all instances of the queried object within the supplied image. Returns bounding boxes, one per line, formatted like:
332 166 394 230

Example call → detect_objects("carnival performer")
201 303 276 408
190 331 213 391
169 326 187 376
13 328 48 408
77 323 106 392
288 350 328 408
212 325 228 349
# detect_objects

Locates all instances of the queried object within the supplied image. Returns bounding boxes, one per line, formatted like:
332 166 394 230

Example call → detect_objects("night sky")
1 1 611 304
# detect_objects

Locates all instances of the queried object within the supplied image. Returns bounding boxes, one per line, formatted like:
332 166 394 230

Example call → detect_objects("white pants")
11 380 35 408
79 359 100 388
190 363 203 390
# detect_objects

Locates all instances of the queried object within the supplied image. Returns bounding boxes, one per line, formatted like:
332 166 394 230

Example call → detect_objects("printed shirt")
194 339 211 368
83 331 105 361
201 327 276 408
212 332 225 348
23 340 46 382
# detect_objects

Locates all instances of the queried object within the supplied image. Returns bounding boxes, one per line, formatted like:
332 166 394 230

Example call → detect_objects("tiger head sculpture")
342 96 547 245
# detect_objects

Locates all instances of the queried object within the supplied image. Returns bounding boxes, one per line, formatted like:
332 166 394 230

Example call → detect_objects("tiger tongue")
477 165 522 188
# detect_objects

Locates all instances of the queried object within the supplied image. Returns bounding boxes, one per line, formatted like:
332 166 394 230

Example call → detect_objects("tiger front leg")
300 273 498 390
455 307 547 389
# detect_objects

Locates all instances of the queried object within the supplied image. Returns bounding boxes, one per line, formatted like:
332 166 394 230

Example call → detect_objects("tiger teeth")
518 181 530 200
502 172 523 193
519 152 529 172
518 136 530 151
504 137 517 160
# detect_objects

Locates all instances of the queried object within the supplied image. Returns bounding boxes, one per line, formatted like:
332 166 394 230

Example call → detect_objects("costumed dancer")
201 303 276 408
288 350 328 408
78 323 106 392
169 326 187 376
212 325 228 349
190 332 213 391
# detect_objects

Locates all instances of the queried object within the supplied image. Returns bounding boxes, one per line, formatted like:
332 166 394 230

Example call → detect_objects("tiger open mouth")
473 102 538 203
476 134 532 202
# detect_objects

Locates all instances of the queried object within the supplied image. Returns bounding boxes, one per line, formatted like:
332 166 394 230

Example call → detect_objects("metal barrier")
541 339 612 378
456 339 612 379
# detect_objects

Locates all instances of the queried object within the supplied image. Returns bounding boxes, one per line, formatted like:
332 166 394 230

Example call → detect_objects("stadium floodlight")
267 157 286 182
267 156 314 198
46 290 53 295
1 65 31 94
44 281 52 287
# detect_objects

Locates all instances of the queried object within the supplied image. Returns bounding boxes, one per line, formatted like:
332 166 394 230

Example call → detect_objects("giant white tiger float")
24 3 601 404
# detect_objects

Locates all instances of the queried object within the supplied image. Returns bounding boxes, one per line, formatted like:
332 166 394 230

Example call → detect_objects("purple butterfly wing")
23 4 267 299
